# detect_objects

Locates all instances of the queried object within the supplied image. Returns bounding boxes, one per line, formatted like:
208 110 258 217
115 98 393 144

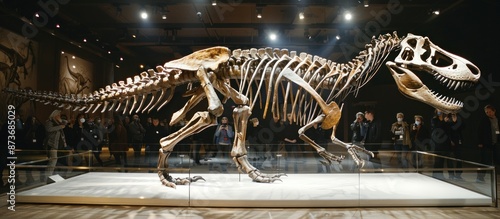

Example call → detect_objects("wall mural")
58 52 93 95
0 27 38 124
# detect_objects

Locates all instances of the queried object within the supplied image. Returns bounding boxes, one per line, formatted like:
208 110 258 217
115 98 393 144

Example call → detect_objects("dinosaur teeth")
433 74 470 91
442 78 448 84
434 74 439 81
455 81 463 90
429 88 463 107
449 80 456 89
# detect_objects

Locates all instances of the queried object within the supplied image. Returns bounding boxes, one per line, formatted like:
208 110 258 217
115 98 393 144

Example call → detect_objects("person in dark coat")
109 115 128 166
410 115 431 168
476 104 500 183
448 113 465 180
23 115 46 183
210 116 234 172
363 109 382 168
410 115 430 168
430 109 452 180
145 117 167 167
128 114 146 161
72 114 103 167
350 112 366 145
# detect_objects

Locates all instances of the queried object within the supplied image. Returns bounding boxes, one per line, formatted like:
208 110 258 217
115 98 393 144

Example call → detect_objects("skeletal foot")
248 169 286 183
235 156 286 183
158 171 205 189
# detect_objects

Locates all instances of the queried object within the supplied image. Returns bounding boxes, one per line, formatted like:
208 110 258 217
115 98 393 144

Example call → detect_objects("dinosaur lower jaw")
386 62 463 113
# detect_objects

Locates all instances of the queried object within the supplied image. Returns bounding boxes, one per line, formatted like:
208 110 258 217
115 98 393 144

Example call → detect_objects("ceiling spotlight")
160 6 168 20
269 33 277 41
83 38 87 42
336 35 341 40
140 7 148 19
299 12 304 20
363 0 369 7
212 0 217 6
344 11 352 20
55 24 60 28
256 8 263 19
432 10 440 15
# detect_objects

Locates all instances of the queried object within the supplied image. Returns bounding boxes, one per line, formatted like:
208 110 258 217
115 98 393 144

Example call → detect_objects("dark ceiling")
0 0 497 73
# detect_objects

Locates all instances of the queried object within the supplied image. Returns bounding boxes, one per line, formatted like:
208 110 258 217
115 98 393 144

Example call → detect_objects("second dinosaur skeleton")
4 32 480 188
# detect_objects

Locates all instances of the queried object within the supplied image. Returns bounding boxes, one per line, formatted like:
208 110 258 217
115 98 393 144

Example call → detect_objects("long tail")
2 66 179 114
3 88 94 111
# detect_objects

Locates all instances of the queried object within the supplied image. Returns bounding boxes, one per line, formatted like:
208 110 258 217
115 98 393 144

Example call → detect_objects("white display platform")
17 172 492 207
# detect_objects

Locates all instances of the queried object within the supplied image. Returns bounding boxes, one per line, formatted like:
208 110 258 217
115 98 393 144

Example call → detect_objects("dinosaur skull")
386 33 480 113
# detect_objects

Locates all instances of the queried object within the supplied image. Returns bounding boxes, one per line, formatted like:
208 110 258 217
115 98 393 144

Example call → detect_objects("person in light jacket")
44 109 67 180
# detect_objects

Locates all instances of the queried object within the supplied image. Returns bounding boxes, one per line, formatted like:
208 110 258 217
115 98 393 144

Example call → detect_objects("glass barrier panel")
11 142 496 208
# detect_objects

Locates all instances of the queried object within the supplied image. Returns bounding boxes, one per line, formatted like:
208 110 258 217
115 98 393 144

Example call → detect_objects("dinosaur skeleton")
3 32 480 188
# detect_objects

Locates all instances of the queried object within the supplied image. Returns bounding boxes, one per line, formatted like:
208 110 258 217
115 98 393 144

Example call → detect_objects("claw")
254 174 284 183
270 178 283 183
190 176 206 182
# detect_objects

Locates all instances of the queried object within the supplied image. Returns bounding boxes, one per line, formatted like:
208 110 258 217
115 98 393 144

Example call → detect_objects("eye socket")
407 38 417 49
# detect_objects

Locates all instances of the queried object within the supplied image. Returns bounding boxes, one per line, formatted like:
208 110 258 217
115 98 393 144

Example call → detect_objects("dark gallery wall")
0 18 115 123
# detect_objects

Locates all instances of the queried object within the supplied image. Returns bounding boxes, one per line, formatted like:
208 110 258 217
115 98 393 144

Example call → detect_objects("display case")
9 143 497 208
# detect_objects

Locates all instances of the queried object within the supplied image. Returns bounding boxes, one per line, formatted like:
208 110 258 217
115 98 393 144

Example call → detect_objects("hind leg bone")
157 111 216 188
